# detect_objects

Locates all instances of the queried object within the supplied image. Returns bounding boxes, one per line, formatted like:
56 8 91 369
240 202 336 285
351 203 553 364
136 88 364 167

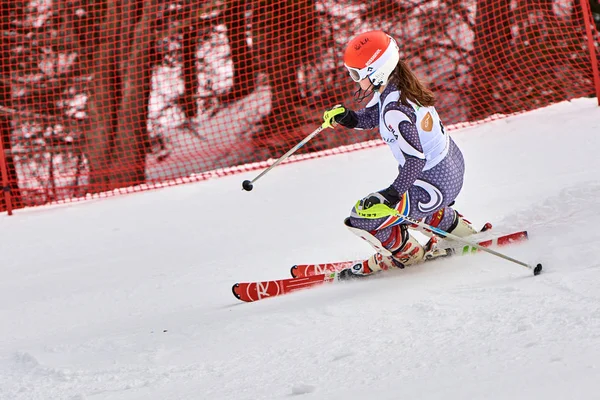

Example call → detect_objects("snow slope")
1 98 600 400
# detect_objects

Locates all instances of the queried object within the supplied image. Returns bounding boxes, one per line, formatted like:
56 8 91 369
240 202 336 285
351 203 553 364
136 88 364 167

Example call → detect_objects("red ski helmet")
343 30 400 89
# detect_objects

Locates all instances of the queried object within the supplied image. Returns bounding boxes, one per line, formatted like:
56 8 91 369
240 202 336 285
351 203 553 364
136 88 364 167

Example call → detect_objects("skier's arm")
353 100 380 130
323 101 379 130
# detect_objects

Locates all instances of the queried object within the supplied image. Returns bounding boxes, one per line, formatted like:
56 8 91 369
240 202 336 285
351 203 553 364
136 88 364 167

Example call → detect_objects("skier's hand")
359 187 400 210
323 105 358 129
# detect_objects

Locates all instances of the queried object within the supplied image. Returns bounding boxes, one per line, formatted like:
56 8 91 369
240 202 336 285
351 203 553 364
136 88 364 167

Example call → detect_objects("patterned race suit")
347 83 466 247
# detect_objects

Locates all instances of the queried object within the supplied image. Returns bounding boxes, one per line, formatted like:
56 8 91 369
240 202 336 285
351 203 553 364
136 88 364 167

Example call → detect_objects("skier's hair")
388 60 436 107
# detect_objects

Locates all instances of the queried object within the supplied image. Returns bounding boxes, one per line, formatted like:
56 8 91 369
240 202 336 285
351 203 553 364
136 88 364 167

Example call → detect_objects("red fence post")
0 133 13 216
581 0 600 104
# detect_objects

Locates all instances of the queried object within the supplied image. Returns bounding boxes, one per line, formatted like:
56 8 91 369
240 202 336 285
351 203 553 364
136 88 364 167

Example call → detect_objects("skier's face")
359 78 372 91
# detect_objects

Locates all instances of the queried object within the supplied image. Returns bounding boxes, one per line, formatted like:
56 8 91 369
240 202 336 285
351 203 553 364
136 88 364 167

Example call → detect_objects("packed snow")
1 98 599 400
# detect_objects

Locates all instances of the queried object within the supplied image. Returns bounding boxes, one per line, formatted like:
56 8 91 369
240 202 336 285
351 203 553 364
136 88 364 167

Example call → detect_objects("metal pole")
0 137 13 216
242 124 327 191
399 214 542 275
580 0 600 104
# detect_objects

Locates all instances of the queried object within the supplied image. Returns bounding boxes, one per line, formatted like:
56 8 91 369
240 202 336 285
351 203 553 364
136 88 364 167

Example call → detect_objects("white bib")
374 90 449 170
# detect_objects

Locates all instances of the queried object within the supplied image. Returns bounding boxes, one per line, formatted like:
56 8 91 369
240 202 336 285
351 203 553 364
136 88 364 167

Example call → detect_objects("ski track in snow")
1 98 600 399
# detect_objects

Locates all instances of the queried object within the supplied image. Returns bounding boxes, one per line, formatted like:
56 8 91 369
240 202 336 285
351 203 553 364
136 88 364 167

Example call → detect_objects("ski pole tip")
533 263 543 276
242 180 254 191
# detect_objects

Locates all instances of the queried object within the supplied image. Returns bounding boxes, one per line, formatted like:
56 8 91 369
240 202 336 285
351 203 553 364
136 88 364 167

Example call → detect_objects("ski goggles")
345 64 373 82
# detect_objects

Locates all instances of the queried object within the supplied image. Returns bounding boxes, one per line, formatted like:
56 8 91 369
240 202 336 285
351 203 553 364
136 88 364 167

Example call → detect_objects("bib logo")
387 124 397 139
421 112 433 132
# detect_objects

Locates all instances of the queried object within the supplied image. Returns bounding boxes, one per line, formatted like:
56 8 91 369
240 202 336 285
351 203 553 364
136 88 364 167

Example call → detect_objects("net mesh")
1 0 599 212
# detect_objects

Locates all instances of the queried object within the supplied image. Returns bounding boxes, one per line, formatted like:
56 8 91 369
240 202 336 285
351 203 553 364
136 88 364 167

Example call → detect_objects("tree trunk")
86 0 152 191
221 0 256 104
469 0 513 121
85 0 121 193
0 0 23 211
109 0 155 188
181 23 199 119
591 0 600 30
252 0 319 153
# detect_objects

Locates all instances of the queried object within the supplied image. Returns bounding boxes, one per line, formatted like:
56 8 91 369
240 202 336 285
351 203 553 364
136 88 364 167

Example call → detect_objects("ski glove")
359 186 401 210
323 105 358 129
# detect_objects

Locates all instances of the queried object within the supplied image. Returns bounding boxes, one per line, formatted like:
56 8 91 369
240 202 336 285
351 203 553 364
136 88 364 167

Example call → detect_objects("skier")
323 30 479 279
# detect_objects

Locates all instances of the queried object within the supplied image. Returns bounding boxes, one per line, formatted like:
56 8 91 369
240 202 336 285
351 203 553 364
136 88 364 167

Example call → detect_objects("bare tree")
252 0 320 154
181 22 200 119
86 0 156 192
110 0 156 188
591 0 600 30
85 0 121 192
221 0 256 103
469 0 512 121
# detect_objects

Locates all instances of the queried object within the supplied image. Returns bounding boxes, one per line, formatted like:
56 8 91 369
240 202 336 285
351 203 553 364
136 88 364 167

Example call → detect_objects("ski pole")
399 213 543 276
241 123 328 191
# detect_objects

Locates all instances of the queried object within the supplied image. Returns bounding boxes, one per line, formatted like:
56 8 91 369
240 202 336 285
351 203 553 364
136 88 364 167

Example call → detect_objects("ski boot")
339 224 446 281
416 208 482 239
447 210 480 237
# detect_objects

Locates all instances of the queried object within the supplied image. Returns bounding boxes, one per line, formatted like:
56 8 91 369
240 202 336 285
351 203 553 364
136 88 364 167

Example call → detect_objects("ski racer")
322 30 479 279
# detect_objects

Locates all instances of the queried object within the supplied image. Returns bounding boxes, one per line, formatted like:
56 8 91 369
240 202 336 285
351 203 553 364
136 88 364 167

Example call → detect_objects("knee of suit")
345 217 408 253
344 213 390 233
424 207 456 232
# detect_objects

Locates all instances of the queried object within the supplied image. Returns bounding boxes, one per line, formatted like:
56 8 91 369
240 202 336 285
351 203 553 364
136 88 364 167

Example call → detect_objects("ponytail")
389 60 436 107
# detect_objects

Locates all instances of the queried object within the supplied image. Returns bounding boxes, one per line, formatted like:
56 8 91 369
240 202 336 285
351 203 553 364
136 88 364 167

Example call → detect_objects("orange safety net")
1 0 599 213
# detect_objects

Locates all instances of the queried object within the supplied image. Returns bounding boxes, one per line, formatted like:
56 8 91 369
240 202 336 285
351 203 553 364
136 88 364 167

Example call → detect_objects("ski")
232 230 529 303
290 230 528 278
232 272 339 303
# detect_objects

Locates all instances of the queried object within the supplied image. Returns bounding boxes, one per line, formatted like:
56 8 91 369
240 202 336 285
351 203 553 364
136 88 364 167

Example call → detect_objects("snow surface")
1 98 600 400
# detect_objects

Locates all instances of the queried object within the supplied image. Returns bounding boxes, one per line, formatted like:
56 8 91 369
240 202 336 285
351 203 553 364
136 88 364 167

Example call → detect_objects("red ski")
232 273 338 302
291 230 529 278
232 230 529 303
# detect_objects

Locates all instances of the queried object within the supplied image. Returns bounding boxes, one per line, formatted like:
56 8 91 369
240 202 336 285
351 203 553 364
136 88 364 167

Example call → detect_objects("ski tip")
480 222 493 232
290 265 299 278
533 263 543 276
232 283 242 300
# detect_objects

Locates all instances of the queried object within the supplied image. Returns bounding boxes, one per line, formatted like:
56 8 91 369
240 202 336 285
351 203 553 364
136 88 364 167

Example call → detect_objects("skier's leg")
341 219 427 278
343 139 474 276
345 218 424 267
407 139 477 238
422 206 478 238
345 177 464 272
344 202 478 278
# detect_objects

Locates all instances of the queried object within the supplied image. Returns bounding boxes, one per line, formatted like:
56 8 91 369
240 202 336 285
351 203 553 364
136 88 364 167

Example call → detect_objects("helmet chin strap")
353 80 382 103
